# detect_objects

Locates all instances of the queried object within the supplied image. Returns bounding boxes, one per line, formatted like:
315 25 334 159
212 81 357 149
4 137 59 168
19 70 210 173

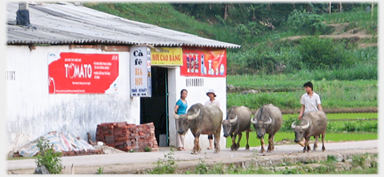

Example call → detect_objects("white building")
5 2 240 154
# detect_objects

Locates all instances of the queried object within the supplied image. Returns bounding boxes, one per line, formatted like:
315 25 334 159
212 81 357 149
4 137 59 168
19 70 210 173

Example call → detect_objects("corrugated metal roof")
7 2 241 48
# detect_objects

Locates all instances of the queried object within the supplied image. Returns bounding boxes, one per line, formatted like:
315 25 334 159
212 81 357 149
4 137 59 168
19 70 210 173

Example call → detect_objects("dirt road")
7 140 378 174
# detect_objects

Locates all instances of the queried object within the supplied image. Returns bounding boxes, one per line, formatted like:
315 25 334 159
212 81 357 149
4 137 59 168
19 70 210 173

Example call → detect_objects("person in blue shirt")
174 89 188 151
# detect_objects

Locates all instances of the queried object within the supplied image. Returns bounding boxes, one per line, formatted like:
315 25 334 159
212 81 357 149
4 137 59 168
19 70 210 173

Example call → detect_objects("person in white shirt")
204 89 220 150
297 81 323 146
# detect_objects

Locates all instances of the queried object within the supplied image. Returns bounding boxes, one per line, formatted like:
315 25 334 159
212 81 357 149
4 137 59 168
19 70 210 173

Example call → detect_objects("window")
186 78 204 87
6 71 15 80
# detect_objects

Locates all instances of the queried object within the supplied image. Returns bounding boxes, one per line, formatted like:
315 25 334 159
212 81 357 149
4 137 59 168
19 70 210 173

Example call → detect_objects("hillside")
84 2 378 77
282 22 377 49
84 2 377 49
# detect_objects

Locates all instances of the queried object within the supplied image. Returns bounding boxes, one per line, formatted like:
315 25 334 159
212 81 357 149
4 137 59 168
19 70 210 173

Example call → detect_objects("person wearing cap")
297 81 323 146
204 89 220 150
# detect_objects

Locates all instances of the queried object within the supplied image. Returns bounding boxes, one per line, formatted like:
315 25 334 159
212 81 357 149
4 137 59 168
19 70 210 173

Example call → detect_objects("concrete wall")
6 45 140 153
168 67 227 150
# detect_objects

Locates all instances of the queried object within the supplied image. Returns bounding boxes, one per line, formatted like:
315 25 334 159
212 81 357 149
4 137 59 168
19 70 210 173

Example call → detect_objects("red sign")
48 52 119 94
180 48 226 77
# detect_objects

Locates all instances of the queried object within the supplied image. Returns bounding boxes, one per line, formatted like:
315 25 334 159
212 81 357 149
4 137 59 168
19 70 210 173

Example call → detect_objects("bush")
287 9 327 35
298 36 353 70
35 137 63 174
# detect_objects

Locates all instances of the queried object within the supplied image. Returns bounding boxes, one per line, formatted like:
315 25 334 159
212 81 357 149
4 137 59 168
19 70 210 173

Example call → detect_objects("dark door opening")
140 66 168 146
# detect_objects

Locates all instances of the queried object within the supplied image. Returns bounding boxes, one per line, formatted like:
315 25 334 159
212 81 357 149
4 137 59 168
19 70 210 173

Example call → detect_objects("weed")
96 167 104 174
351 154 366 167
207 163 225 174
194 158 209 174
327 155 338 163
143 145 152 152
150 149 177 174
34 137 63 174
313 164 336 174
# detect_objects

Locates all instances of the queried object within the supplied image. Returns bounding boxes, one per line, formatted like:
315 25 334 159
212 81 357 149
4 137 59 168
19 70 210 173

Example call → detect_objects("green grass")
226 112 378 148
323 6 378 35
227 89 377 111
283 113 378 120
227 74 377 110
226 74 377 88
84 2 238 45
226 131 377 148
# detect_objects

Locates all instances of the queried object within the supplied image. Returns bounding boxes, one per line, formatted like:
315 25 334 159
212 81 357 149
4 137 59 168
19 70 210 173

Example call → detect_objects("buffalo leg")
313 135 319 150
259 137 265 153
192 135 201 154
236 132 242 150
321 133 326 151
267 134 274 152
303 136 311 153
213 131 221 153
230 134 236 151
245 130 250 150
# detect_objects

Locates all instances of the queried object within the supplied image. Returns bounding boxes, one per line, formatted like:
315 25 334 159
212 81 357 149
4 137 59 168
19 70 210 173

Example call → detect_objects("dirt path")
7 140 378 174
281 22 377 49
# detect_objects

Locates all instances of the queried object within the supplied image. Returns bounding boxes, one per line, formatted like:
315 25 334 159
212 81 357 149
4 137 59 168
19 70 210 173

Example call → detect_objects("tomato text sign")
48 52 119 94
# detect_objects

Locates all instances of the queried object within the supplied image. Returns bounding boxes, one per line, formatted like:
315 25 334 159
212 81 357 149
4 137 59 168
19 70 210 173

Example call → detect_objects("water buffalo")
222 106 252 151
291 110 327 153
251 104 283 153
173 103 223 154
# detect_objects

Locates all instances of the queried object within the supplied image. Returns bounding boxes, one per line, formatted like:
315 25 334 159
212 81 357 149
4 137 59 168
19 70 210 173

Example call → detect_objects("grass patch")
227 74 377 110
283 112 378 120
226 131 377 149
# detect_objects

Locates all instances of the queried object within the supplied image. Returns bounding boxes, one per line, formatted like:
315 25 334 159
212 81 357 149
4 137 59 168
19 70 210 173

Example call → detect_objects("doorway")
140 66 168 146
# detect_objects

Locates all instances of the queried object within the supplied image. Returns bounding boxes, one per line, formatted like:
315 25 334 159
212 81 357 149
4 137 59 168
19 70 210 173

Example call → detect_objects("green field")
226 131 377 148
225 112 378 148
226 75 377 110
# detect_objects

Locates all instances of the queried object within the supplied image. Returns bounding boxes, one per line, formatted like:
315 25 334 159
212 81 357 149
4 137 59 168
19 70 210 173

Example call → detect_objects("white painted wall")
6 45 140 153
6 45 228 155
168 67 227 150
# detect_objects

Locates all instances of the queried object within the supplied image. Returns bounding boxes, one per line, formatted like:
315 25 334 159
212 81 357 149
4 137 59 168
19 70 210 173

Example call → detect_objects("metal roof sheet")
7 2 241 48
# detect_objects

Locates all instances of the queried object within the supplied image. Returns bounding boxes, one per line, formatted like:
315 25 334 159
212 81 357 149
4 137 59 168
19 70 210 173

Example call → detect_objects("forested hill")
84 2 377 78
84 2 375 48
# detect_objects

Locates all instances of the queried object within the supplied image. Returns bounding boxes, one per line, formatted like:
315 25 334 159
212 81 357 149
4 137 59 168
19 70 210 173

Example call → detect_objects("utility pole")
339 2 342 13
371 2 374 19
329 2 331 14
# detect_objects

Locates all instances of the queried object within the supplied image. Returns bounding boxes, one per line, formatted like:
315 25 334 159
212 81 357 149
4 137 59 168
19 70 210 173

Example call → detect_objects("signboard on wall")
130 46 152 97
48 52 119 94
180 48 227 77
151 47 183 66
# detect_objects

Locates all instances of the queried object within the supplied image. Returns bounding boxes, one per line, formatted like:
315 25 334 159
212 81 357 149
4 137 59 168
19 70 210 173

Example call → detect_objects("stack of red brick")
96 122 159 152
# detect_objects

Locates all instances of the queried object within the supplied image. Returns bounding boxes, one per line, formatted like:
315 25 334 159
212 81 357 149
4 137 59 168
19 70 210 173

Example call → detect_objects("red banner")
180 48 226 77
48 52 119 94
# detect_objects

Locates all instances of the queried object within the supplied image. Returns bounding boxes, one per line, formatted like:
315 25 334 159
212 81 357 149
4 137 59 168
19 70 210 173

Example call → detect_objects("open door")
140 66 168 146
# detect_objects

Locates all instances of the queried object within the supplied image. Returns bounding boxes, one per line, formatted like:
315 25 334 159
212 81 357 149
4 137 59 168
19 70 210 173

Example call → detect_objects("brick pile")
96 122 159 152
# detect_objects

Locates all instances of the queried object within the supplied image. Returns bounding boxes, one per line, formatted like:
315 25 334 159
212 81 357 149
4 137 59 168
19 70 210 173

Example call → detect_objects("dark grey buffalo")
291 110 327 153
173 103 223 154
222 106 252 151
251 104 283 153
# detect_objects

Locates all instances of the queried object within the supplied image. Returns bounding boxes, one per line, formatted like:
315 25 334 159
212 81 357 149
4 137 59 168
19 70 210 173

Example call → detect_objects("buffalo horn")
264 117 273 124
301 121 310 130
250 117 257 124
291 121 297 129
187 109 200 120
173 112 180 120
229 115 238 124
